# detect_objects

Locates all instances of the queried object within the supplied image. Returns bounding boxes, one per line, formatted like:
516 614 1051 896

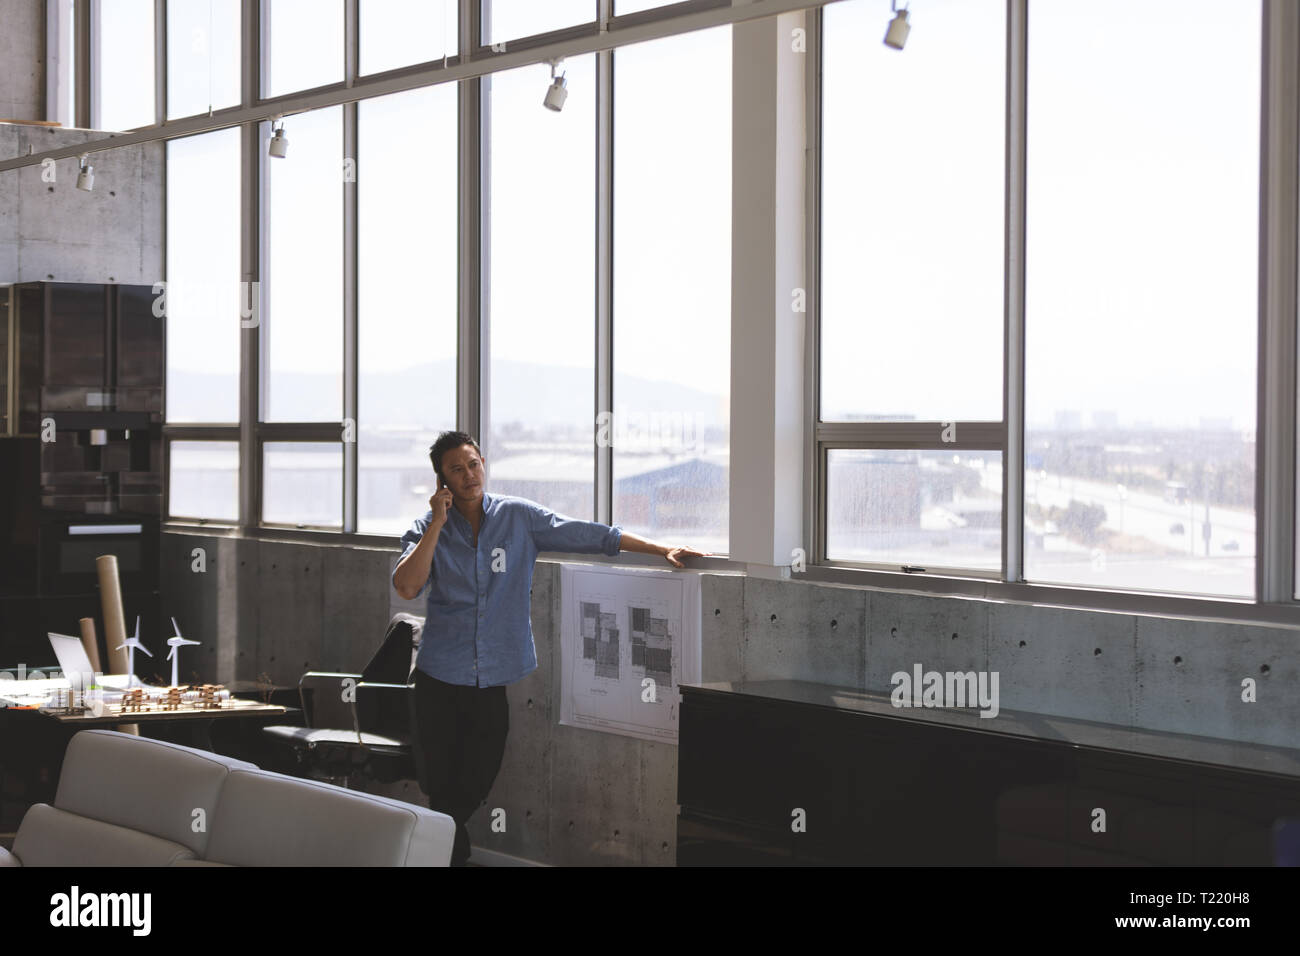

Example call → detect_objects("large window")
166 0 241 119
360 0 458 75
826 450 1003 571
263 443 343 528
265 106 343 423
613 26 731 554
263 0 344 97
165 127 241 424
817 0 1263 598
95 0 156 130
166 128 241 524
821 0 1003 422
169 442 238 521
1024 0 1259 597
820 0 1005 571
122 0 1299 613
50 0 76 125
485 0 595 46
615 1 683 14
486 56 596 519
358 87 458 534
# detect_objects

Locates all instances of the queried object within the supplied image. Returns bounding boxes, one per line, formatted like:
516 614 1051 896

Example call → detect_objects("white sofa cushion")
204 768 455 866
169 859 233 866
53 730 257 858
11 804 196 866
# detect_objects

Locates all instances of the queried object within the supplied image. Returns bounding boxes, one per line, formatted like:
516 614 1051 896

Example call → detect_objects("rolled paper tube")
95 556 138 734
96 555 129 676
78 617 101 673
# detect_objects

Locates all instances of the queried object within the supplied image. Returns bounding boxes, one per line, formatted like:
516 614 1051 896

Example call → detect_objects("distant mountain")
167 358 726 428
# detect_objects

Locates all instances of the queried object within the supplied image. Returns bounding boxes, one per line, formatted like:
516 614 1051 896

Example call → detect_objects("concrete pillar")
729 4 806 577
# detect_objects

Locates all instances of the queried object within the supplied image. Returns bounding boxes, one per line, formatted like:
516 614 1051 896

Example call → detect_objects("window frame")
54 0 1300 610
811 0 1015 583
806 0 1300 624
150 0 740 558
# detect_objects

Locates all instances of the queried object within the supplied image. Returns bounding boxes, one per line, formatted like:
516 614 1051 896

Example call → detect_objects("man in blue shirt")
393 430 706 865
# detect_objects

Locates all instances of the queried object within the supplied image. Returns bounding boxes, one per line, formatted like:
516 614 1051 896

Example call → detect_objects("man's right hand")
430 486 453 524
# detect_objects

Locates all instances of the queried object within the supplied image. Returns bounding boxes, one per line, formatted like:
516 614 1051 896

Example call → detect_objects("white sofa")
0 729 455 866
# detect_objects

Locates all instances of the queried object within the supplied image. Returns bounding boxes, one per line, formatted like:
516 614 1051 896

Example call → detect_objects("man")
392 430 707 865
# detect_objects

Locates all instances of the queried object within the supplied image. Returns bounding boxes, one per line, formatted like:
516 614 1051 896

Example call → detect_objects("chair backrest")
298 614 424 738
299 673 362 734
357 614 423 741
360 613 423 684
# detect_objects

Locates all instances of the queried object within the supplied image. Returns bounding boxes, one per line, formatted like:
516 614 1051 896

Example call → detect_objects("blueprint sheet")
559 564 701 743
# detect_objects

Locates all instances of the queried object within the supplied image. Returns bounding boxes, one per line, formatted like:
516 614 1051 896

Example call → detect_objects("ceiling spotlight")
884 1 910 50
76 154 94 191
543 59 568 112
268 120 289 158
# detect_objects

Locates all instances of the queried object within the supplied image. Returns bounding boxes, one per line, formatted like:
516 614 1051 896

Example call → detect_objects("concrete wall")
160 530 1300 866
0 0 163 284
0 0 45 122
0 123 164 283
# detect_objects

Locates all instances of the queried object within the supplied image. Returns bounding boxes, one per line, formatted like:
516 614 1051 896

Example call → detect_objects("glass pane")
264 0 343 97
97 0 156 130
615 1 680 13
266 106 342 422
56 0 76 125
826 450 1002 570
1024 0 1258 597
358 86 457 534
487 57 595 518
263 443 342 527
169 442 238 521
613 27 730 554
485 0 595 46
820 0 1004 422
167 0 241 119
166 128 240 423
361 0 458 74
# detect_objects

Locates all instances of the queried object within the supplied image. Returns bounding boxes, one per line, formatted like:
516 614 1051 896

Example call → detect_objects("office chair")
260 613 423 790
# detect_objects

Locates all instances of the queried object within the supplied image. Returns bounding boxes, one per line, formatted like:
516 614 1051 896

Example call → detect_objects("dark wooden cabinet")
0 282 164 670
678 680 1300 866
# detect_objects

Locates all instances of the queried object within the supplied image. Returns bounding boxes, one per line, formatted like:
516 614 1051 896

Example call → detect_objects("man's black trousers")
412 668 509 865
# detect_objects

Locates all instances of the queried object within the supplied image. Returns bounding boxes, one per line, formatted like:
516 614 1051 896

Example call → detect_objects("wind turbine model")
165 617 201 687
115 616 153 688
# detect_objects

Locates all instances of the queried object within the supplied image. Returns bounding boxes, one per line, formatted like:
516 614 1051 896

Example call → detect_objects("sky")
101 0 1263 433
820 0 1259 431
159 0 730 425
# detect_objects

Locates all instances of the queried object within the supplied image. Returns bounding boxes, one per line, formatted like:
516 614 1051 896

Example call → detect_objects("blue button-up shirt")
393 491 623 687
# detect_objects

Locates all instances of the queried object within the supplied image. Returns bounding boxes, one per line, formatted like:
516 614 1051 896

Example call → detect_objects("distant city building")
1091 410 1118 429
1054 410 1083 430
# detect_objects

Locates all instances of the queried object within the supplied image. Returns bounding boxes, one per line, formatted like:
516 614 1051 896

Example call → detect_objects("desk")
43 697 288 751
0 694 294 831
678 679 1300 865
0 677 289 753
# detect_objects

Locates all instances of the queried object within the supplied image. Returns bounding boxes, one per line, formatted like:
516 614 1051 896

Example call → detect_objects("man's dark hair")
429 431 482 481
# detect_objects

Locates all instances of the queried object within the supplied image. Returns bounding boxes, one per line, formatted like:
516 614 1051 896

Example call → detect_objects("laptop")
47 632 133 689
